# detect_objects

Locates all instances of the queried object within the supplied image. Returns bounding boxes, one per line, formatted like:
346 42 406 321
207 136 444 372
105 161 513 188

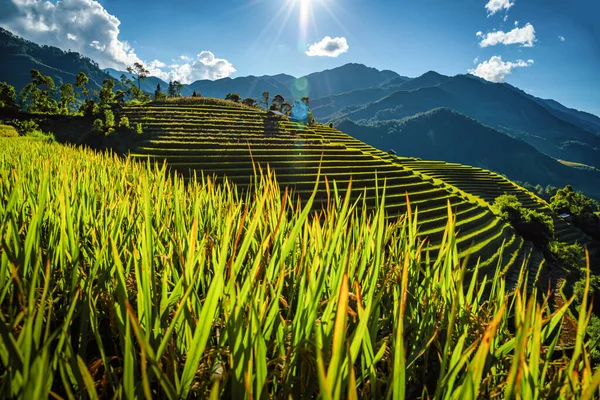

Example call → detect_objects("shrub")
81 100 100 118
14 119 40 136
492 194 554 246
104 110 115 130
92 118 104 134
25 130 56 143
328 122 335 128
519 208 554 245
136 122 143 135
551 242 586 271
587 316 600 362
574 274 600 310
118 116 130 129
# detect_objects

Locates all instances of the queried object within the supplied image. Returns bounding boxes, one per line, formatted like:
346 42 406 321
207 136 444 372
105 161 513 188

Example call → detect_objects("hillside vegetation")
1 137 598 398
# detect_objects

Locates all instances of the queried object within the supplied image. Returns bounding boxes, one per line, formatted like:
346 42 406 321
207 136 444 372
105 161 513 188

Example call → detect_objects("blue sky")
1 0 599 115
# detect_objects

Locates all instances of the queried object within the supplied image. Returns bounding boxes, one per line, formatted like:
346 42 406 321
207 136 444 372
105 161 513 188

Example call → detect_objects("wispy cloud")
558 36 566 42
478 23 536 47
485 0 515 16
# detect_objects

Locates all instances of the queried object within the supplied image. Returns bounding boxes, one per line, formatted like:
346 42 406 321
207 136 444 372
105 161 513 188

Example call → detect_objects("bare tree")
127 62 150 92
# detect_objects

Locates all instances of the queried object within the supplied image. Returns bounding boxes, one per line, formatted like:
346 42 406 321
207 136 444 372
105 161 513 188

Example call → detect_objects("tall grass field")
0 137 598 398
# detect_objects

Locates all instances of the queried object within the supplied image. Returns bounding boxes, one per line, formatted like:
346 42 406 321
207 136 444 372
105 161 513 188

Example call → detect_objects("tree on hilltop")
242 98 256 107
75 72 89 100
20 69 58 113
127 62 150 92
225 93 241 103
155 83 166 101
271 94 285 110
261 91 270 109
59 83 75 114
98 78 116 108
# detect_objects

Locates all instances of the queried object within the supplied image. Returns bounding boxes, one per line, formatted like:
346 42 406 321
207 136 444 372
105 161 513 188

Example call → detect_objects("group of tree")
0 61 158 117
549 185 600 240
492 194 555 247
223 92 314 124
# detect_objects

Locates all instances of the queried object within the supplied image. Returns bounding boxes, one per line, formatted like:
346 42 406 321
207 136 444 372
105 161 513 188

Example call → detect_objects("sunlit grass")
0 137 599 398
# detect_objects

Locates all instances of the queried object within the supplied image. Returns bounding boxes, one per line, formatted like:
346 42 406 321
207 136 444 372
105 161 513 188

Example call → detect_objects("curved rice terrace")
124 101 524 273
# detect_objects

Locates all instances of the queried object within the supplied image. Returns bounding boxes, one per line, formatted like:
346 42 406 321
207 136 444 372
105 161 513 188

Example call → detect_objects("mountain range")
1 27 599 199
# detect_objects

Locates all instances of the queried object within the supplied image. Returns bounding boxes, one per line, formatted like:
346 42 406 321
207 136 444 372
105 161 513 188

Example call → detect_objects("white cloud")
503 15 509 22
485 0 515 16
149 52 237 84
474 56 480 64
478 23 536 47
0 0 237 83
514 20 519 26
559 35 566 42
305 36 349 57
468 56 534 83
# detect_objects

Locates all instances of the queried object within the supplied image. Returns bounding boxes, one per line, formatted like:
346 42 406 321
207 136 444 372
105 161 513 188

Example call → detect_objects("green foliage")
0 124 19 137
12 119 54 142
98 78 116 108
127 62 150 93
19 69 58 113
550 185 600 239
587 316 600 362
492 194 555 246
14 119 40 135
551 242 586 271
0 137 598 398
328 122 335 128
136 122 143 134
242 97 256 107
92 118 104 134
574 274 600 309
59 83 76 114
168 81 184 98
104 109 115 130
225 93 241 103
80 99 100 118
551 185 600 215
154 83 167 101
23 129 56 143
75 71 89 99
261 91 270 109
118 116 130 129
0 81 17 110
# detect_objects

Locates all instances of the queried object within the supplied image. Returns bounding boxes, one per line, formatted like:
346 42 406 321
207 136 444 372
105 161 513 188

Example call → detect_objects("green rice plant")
0 124 18 138
0 137 599 399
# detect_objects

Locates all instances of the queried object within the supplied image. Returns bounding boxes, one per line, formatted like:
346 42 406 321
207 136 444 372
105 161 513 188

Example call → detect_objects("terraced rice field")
123 102 523 271
396 160 591 247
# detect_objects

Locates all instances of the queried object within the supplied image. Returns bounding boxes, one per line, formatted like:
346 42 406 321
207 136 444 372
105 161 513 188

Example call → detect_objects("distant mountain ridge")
106 63 401 101
337 108 600 199
329 73 600 169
